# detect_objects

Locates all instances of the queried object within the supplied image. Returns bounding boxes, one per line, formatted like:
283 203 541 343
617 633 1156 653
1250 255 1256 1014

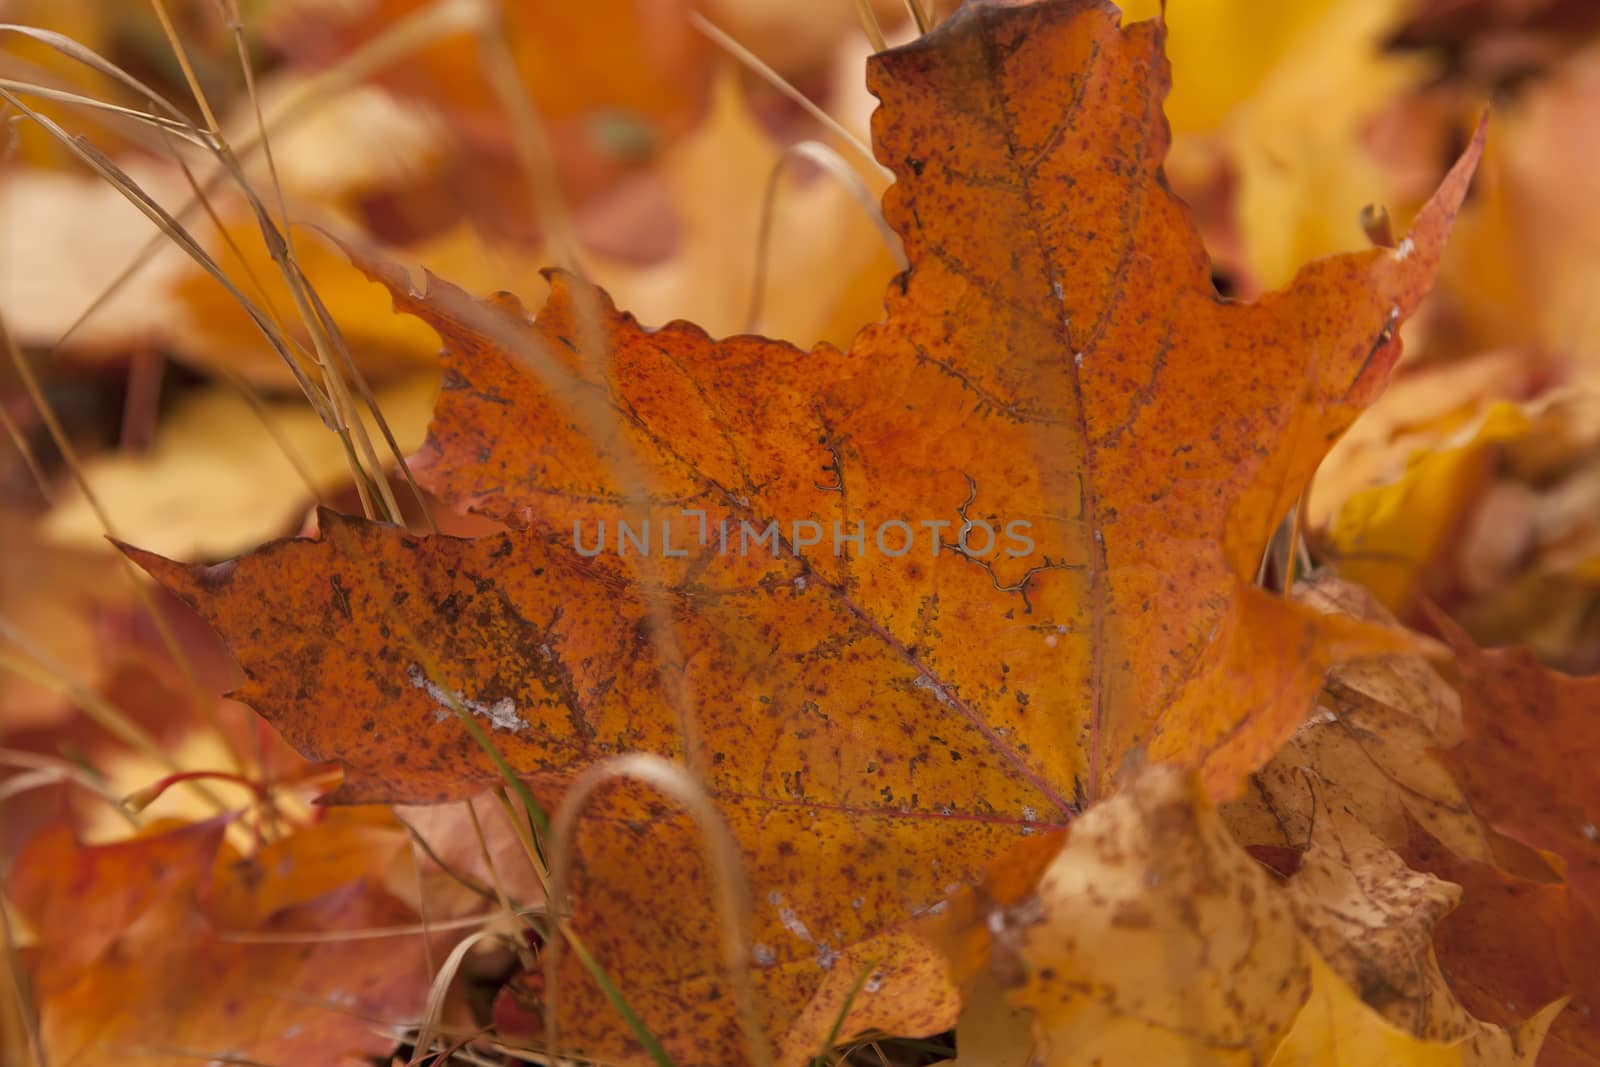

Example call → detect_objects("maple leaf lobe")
127 1 1485 1060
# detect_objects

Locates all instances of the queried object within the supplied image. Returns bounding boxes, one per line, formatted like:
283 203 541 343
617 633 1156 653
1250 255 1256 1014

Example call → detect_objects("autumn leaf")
932 763 1310 1066
127 0 1483 1060
1284 782 1530 1052
1223 577 1491 861
1271 948 1559 1067
1324 401 1531 614
8 818 226 996
1428 608 1600 910
1405 823 1600 1067
932 758 1549 1066
7 816 441 1066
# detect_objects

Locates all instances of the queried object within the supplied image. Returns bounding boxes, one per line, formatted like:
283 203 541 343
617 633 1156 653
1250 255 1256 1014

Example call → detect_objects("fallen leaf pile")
2 1 1598 1065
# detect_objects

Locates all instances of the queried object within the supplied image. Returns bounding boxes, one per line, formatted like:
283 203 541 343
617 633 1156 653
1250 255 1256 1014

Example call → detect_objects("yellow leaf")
1007 765 1308 1066
1270 949 1560 1066
1124 0 1425 288
42 375 437 560
1326 401 1531 613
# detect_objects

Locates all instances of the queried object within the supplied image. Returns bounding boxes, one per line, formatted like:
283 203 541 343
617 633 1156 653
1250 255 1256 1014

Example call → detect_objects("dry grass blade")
747 139 907 332
0 396 50 502
0 887 45 1067
0 24 187 121
217 908 538 944
145 0 222 134
853 0 889 52
0 630 228 816
4 27 399 521
299 278 432 527
468 0 583 275
41 0 482 355
544 753 771 1067
0 91 340 427
0 80 202 141
0 305 243 770
225 371 327 504
181 1 413 526
689 12 890 182
0 750 140 824
409 928 503 1065
902 0 932 34
392 812 499 904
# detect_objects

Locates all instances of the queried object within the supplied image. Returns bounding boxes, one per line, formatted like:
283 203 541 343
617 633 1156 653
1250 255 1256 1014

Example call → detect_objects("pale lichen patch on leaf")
406 663 527 732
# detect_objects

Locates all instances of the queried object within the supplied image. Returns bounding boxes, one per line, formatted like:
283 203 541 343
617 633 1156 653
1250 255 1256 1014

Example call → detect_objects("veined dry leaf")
1286 784 1519 1050
1270 947 1559 1067
1406 823 1600 1067
41 374 437 560
936 763 1541 1066
936 763 1310 1067
1224 577 1491 862
1430 609 1600 911
129 1 1482 1059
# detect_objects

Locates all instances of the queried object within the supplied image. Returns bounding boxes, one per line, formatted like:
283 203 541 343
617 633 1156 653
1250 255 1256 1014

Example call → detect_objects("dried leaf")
10 817 441 1067
1224 577 1491 862
1323 401 1531 614
1431 609 1600 910
1287 786 1502 1046
955 763 1309 1067
128 1 1483 1059
1270 948 1558 1067
41 375 437 559
1405 824 1600 1067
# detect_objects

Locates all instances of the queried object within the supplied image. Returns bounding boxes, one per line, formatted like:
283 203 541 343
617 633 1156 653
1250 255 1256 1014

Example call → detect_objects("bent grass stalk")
544 753 771 1067
747 139 906 333
689 12 889 182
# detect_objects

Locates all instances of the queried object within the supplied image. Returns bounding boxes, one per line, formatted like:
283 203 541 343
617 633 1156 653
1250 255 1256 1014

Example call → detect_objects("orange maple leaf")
128 0 1482 1059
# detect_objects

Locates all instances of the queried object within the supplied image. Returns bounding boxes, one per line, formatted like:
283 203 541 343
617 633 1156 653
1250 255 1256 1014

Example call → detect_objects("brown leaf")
128 1 1483 1059
939 763 1309 1066
1430 608 1600 911
1225 577 1491 862
1405 824 1600 1067
1287 783 1494 1045
9 818 440 1066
